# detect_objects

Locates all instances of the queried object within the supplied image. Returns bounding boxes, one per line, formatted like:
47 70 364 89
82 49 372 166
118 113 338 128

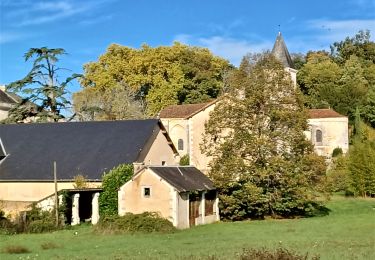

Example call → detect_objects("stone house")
118 166 219 229
160 100 349 172
159 33 349 170
0 119 179 221
306 109 349 158
0 85 18 121
159 100 217 173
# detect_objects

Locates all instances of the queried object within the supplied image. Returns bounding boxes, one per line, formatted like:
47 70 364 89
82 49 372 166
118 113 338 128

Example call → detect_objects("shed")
118 166 219 229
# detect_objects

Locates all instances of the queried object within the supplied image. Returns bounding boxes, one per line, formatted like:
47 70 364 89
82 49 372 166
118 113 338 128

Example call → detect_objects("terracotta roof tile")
308 109 346 119
159 100 216 119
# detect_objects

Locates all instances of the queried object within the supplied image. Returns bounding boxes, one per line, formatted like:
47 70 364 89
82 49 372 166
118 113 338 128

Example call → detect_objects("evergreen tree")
202 53 327 220
4 47 80 123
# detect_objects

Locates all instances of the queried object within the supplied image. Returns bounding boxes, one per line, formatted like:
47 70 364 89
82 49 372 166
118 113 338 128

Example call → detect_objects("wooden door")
189 193 200 227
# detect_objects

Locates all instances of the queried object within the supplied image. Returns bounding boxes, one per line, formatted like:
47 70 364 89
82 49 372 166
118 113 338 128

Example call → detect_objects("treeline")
73 42 232 120
297 30 375 127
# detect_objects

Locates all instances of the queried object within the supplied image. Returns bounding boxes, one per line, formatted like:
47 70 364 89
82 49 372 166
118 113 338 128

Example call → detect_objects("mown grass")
0 196 374 259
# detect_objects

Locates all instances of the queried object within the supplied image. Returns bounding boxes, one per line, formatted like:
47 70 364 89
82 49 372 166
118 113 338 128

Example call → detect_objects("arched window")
316 129 323 143
178 139 184 150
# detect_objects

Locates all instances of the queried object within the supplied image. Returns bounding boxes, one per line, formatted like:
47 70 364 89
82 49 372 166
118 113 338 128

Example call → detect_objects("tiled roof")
308 109 346 119
159 100 216 119
149 166 215 192
0 120 162 181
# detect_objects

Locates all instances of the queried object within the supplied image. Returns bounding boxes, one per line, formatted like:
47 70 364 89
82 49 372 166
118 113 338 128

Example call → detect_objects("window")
143 187 151 198
178 139 184 150
162 161 166 166
316 129 323 143
205 191 216 216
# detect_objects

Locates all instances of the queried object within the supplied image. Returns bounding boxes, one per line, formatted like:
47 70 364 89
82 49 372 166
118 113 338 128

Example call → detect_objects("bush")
0 204 63 234
27 219 57 233
326 155 350 193
0 210 17 234
332 147 343 158
73 174 90 189
99 164 133 217
95 212 176 234
179 154 190 166
239 247 319 260
2 245 31 254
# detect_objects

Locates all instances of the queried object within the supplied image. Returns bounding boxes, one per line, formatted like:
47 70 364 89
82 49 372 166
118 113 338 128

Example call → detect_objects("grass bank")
0 196 374 259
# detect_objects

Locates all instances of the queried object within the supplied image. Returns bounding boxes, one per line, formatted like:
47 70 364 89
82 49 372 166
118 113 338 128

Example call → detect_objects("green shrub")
2 245 31 254
0 210 17 234
73 174 90 189
95 212 176 234
332 147 343 158
239 247 320 260
27 219 57 233
326 155 350 193
179 154 190 166
99 164 133 217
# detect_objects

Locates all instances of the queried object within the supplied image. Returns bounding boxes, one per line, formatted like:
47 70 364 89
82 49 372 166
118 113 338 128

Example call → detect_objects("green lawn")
0 196 374 259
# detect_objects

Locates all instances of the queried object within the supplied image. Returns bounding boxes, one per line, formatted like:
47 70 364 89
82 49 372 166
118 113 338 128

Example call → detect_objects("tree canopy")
298 31 375 126
202 53 327 220
3 47 80 123
73 42 232 119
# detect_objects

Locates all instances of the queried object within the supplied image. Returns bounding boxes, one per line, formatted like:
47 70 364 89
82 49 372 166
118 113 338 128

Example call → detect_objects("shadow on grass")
2 245 31 254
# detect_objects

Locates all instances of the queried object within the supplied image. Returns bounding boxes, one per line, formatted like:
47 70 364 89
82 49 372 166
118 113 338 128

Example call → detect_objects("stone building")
118 166 219 229
159 34 349 171
0 119 179 222
159 100 218 173
0 85 18 121
306 109 349 158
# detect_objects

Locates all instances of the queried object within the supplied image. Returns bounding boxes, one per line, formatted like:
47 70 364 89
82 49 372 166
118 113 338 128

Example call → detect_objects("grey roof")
0 89 17 104
149 166 215 192
271 32 294 68
0 120 164 181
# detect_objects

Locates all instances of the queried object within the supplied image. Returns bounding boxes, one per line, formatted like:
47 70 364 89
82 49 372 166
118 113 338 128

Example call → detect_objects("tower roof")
272 32 294 68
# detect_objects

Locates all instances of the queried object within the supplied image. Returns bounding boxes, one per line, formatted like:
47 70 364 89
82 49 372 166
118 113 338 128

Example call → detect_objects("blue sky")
1 0 374 94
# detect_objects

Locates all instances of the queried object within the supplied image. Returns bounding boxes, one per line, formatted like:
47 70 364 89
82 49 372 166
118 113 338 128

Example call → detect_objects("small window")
316 130 323 143
178 139 184 150
162 161 166 166
143 187 151 198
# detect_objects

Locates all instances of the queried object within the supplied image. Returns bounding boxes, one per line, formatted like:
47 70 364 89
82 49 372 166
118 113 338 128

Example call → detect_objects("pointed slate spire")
272 32 294 68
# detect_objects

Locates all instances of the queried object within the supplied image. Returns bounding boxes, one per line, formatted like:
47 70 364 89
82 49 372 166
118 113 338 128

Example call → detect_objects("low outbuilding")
118 166 219 229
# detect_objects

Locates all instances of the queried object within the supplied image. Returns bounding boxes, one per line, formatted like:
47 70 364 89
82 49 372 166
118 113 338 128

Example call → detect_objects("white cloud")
0 32 29 44
4 0 117 27
174 34 272 66
307 19 375 43
79 15 113 26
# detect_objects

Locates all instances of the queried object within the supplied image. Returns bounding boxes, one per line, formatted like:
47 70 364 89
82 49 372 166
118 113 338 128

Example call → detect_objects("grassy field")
0 196 374 260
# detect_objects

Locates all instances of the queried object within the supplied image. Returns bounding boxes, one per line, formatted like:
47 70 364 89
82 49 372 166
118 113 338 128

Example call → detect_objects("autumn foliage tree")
74 42 231 119
202 53 327 220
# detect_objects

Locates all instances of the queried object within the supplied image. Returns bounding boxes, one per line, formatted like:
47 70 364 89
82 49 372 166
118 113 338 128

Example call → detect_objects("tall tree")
73 83 147 121
74 42 231 118
298 31 375 126
330 30 375 64
297 51 341 108
4 47 80 123
202 53 327 220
